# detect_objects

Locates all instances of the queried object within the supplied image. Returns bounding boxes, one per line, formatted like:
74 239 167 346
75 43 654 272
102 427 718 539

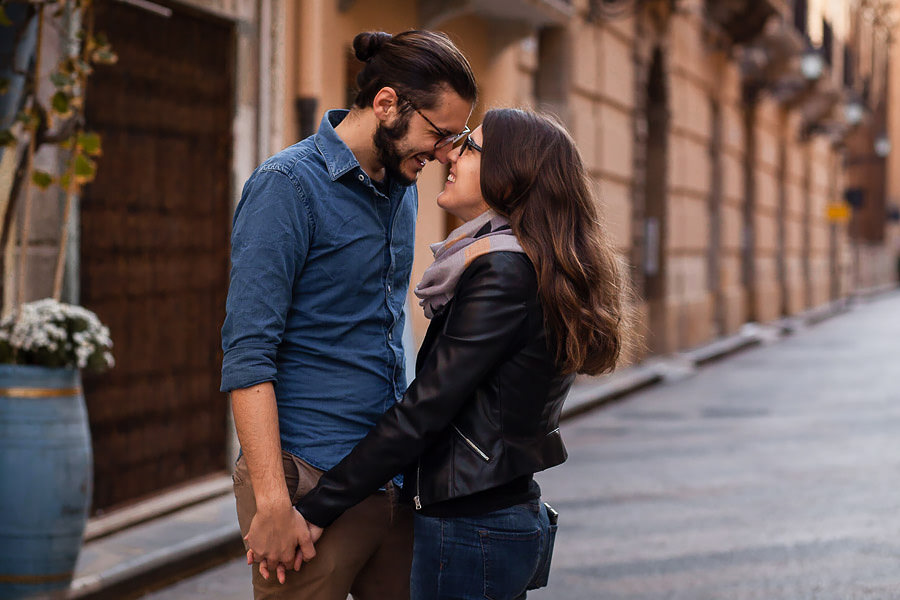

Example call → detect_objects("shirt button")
387 285 392 293
358 174 365 182
388 332 393 340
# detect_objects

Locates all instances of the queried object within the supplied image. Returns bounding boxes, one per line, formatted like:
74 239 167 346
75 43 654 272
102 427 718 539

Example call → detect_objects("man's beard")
373 113 419 186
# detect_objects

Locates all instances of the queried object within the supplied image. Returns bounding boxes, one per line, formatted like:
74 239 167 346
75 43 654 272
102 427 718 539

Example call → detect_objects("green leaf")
59 172 72 190
32 171 54 190
76 58 93 76
92 48 118 65
0 129 16 147
50 72 70 89
60 58 76 75
73 153 96 183
0 77 9 95
78 132 102 156
51 91 71 116
16 109 40 130
0 6 12 27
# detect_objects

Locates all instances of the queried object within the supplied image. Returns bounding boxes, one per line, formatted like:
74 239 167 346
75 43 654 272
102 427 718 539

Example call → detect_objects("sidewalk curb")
561 365 662 421
84 476 234 543
69 524 242 600
560 293 863 421
560 328 768 422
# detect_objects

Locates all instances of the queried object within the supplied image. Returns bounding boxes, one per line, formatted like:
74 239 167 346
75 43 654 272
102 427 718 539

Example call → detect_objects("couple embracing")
221 29 629 600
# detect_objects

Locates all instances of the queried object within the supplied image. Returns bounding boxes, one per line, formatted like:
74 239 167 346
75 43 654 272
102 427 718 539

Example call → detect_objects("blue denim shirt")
221 110 417 472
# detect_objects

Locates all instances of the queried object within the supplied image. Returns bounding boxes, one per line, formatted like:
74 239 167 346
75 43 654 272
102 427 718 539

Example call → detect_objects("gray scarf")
414 209 525 319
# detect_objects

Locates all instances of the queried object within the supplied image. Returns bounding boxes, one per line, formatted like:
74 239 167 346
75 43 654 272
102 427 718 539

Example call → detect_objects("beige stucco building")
5 0 897 508
246 0 896 353
100 0 892 361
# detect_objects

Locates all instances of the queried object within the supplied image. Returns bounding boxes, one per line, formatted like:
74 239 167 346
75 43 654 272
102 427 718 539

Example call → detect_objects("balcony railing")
704 0 786 44
420 0 574 28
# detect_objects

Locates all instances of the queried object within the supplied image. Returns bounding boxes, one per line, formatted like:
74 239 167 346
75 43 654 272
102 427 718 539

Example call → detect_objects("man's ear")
372 87 400 124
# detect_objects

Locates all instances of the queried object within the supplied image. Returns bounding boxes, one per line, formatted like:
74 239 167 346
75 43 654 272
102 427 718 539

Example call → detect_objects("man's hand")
245 503 317 583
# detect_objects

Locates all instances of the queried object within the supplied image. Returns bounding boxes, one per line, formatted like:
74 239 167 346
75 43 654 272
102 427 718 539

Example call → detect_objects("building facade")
265 0 896 353
5 0 897 509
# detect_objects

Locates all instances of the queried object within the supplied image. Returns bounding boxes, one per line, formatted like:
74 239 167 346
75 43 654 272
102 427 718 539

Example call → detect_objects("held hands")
244 503 324 584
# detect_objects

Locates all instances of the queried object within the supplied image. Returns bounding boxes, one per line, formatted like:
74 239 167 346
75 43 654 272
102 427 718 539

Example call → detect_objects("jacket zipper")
414 459 422 510
414 427 490 511
452 425 491 461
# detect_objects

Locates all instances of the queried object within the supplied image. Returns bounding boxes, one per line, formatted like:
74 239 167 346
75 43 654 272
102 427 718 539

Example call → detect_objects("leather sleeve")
294 252 532 527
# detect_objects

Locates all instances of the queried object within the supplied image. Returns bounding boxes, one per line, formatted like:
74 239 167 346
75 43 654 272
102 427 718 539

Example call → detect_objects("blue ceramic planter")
0 365 92 598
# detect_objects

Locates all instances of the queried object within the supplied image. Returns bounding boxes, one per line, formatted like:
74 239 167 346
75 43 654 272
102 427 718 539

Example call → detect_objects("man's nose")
434 144 455 165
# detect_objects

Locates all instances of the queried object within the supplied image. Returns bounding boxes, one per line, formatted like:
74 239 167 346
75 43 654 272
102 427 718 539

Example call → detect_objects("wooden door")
80 0 234 511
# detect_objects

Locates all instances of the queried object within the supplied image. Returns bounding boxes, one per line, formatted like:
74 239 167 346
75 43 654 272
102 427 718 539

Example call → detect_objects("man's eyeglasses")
401 97 470 151
459 135 482 156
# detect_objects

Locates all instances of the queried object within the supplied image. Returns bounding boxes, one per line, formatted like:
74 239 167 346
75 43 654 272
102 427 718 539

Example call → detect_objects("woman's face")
437 125 489 222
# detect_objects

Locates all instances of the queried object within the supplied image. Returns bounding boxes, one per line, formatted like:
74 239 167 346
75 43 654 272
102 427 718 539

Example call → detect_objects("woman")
262 108 628 599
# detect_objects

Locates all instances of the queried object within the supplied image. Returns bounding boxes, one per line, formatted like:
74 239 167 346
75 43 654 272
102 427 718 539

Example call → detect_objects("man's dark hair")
352 30 477 111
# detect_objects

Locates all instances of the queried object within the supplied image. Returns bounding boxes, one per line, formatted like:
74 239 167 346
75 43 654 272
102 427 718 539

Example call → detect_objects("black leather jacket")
295 252 575 527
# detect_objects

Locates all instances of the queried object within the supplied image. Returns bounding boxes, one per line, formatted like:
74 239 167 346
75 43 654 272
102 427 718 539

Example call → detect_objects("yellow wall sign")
826 202 851 223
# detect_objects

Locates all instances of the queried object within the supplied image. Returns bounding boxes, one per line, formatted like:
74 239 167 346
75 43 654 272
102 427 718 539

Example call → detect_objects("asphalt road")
145 291 900 599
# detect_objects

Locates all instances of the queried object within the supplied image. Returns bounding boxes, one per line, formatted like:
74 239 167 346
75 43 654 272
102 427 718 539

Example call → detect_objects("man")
221 30 477 599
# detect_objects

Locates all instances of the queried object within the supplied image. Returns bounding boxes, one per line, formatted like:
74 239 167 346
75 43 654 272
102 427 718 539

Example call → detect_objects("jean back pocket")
527 502 559 590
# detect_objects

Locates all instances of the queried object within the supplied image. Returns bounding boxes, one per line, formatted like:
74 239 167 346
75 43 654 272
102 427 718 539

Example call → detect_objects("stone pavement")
109 291 900 599
529 290 900 599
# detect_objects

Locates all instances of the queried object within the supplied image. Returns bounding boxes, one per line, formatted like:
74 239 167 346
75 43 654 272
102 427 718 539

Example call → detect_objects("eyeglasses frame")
399 96 470 151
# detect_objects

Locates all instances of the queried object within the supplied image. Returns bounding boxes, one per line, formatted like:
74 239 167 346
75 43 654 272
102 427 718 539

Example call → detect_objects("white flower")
0 298 114 371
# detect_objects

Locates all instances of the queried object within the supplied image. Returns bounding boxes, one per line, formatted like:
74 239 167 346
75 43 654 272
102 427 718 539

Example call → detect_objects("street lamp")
874 133 891 158
800 48 825 81
843 99 865 126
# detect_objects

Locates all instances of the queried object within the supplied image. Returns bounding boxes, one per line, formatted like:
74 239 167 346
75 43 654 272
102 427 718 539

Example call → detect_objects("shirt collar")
314 109 413 197
314 110 362 182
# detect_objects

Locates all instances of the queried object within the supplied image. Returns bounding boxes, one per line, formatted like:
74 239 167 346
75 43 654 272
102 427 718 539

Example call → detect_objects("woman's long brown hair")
481 108 630 375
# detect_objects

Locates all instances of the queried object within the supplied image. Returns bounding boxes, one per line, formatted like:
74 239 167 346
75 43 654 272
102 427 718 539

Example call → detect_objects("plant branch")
14 3 43 312
53 0 92 300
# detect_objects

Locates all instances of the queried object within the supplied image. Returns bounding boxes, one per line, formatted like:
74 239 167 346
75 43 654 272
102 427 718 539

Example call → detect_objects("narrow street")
145 292 900 599
530 291 900 600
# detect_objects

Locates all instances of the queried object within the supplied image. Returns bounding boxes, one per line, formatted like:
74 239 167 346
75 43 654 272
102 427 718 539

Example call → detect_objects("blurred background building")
4 0 897 512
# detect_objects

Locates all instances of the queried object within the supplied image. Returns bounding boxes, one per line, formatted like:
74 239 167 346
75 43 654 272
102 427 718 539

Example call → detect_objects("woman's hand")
246 516 325 584
246 508 320 584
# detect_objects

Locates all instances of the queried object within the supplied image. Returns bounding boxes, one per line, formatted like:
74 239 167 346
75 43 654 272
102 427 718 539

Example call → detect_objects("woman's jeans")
410 499 556 600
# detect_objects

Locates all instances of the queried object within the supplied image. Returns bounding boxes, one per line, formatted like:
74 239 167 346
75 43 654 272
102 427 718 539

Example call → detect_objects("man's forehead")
430 90 475 128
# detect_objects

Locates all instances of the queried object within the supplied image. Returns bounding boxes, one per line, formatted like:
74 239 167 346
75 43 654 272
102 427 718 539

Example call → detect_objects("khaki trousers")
233 450 414 600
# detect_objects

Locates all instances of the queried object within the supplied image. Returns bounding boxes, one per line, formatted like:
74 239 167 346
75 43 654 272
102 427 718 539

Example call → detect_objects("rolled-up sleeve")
220 168 311 392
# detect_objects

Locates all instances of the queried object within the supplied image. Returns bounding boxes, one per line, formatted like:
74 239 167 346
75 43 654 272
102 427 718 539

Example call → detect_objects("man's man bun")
350 30 477 111
353 31 393 62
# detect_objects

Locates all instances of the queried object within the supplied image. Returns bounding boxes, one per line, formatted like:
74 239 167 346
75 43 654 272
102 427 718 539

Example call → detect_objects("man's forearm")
231 382 290 509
